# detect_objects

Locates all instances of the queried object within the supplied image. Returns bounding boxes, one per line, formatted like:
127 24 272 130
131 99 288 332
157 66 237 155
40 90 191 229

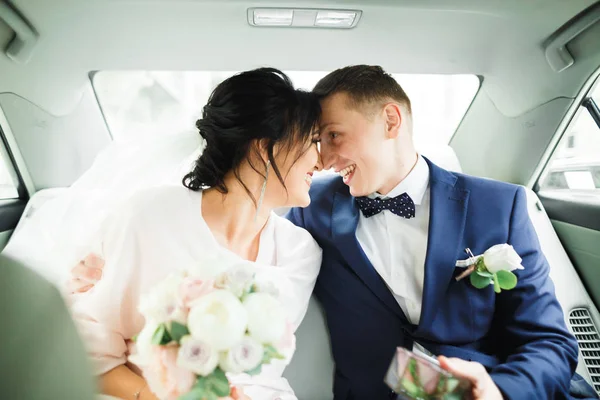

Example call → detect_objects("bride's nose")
315 152 324 171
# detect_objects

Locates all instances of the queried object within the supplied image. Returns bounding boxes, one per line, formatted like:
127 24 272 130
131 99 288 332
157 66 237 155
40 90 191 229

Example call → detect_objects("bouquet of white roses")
129 266 292 400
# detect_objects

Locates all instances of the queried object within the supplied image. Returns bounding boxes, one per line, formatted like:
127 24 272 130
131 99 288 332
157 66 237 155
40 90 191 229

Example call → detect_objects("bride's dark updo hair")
183 68 321 202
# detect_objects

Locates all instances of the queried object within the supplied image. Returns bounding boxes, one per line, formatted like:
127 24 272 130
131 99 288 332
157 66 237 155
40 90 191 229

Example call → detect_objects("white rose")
176 336 219 376
127 321 159 367
215 266 255 298
187 289 248 350
244 293 286 344
253 280 279 297
483 244 524 274
139 274 187 324
219 335 264 373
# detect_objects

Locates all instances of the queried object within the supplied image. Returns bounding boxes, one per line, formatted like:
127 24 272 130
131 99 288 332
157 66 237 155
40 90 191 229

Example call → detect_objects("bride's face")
271 132 321 208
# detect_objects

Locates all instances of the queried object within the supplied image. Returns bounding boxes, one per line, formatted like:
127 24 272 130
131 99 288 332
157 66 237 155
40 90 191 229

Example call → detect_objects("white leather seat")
524 188 600 387
2 188 68 284
11 188 67 235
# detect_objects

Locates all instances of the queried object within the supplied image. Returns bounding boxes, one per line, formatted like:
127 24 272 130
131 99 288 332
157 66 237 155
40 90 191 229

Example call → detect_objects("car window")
539 82 600 193
92 71 479 148
0 142 19 200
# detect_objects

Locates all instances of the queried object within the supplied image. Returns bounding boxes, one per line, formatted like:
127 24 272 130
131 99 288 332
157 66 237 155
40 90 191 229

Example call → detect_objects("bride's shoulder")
271 213 321 255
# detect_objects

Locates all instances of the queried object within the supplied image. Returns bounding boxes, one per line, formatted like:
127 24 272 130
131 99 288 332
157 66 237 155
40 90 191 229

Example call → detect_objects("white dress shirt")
356 155 430 324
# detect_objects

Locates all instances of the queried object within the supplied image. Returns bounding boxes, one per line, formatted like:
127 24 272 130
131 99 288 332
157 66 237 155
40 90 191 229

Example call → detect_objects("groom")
287 65 586 399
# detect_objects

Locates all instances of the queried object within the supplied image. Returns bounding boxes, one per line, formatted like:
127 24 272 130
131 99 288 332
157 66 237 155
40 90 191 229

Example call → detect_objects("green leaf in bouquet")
151 324 172 345
191 377 221 400
400 377 421 397
178 388 207 400
496 270 517 290
204 368 230 397
408 358 420 386
436 374 447 394
193 378 208 393
403 358 429 398
168 321 190 343
469 273 492 289
445 377 460 392
245 365 262 376
263 344 285 363
443 393 462 400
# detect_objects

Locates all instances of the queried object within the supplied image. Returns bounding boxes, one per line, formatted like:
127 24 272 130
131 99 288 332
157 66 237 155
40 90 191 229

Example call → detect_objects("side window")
538 82 600 193
0 126 20 200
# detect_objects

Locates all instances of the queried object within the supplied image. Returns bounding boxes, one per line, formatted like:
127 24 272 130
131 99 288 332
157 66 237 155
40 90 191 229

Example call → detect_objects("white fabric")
356 155 430 324
2 131 203 288
70 186 322 400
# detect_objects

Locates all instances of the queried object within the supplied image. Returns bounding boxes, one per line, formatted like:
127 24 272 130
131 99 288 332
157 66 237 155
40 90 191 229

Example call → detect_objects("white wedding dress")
3 131 322 400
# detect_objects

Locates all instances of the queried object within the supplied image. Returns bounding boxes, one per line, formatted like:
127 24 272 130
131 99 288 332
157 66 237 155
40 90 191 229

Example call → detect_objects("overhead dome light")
248 8 362 29
252 9 293 26
315 11 358 27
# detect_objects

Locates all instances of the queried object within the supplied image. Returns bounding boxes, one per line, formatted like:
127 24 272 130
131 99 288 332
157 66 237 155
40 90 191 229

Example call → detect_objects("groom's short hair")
313 65 412 115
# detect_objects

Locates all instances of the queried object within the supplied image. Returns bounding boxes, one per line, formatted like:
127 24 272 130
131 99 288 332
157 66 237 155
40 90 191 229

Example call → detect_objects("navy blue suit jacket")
287 158 580 400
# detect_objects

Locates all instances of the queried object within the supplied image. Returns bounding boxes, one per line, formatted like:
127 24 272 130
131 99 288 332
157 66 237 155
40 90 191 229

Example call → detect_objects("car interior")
0 1 599 399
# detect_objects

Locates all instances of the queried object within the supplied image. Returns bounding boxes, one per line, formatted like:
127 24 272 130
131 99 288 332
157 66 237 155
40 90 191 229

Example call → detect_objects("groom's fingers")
439 356 499 399
438 355 487 382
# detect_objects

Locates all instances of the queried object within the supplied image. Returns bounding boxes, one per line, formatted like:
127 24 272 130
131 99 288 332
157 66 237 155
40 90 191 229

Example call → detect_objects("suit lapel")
417 159 470 333
332 190 408 321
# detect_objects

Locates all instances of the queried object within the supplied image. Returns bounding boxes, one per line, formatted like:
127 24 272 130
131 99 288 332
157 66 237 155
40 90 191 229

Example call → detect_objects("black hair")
183 68 321 203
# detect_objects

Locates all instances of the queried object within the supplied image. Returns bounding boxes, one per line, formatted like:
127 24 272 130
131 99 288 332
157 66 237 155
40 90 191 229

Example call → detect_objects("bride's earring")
254 160 270 222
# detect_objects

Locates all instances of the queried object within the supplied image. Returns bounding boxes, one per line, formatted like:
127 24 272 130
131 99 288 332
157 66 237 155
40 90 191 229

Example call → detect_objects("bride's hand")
68 253 104 293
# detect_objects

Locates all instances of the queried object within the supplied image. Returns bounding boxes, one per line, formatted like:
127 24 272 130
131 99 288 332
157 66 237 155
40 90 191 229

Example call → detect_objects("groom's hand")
438 356 503 400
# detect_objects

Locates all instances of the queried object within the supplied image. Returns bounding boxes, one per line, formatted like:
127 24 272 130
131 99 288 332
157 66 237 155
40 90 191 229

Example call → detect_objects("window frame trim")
0 105 34 199
530 67 600 191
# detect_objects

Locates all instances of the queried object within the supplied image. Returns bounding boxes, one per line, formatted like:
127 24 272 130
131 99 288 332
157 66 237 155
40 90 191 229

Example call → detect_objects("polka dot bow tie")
355 192 416 219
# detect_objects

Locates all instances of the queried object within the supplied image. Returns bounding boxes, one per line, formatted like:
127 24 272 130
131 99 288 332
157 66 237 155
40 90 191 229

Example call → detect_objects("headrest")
418 143 462 173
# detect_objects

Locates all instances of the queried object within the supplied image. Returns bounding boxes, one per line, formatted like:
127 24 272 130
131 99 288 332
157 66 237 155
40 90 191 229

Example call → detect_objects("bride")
36 68 323 400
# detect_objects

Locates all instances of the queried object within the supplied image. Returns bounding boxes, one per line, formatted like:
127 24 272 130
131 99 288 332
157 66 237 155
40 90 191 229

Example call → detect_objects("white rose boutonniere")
455 244 524 293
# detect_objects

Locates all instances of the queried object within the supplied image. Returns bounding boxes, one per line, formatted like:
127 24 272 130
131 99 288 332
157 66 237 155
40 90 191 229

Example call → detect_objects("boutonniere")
455 244 524 293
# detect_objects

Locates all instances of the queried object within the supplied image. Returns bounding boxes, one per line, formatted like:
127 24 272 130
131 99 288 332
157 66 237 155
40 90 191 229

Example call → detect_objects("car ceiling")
0 0 598 118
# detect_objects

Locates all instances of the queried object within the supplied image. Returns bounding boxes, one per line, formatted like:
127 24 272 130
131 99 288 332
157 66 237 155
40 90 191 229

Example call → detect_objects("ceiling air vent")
569 308 600 395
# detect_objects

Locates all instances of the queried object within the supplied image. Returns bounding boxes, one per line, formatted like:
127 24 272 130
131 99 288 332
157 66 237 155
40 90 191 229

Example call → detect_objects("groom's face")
319 92 393 197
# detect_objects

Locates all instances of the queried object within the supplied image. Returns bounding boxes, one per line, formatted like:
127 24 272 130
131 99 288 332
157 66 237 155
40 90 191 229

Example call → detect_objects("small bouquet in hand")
385 348 473 400
130 266 292 400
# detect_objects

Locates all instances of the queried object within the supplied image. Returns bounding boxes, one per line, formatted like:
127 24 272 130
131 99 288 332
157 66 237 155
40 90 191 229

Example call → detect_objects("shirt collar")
369 155 430 205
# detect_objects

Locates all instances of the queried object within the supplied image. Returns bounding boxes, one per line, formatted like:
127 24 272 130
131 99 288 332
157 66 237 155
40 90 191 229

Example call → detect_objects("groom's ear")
383 103 402 139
